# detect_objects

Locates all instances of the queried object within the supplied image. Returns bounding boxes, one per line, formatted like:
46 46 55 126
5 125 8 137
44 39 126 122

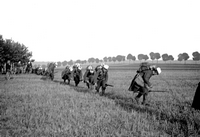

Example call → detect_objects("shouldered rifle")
105 83 114 87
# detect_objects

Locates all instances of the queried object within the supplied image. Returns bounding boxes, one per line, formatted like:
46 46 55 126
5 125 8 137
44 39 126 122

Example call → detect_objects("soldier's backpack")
137 62 150 73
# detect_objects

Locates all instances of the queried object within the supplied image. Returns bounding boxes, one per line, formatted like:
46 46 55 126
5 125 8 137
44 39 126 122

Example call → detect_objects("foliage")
116 55 125 62
149 52 156 61
88 57 95 63
168 55 174 61
57 61 62 67
95 58 100 63
108 57 112 62
127 54 136 62
62 60 68 66
192 51 200 61
162 53 169 61
103 57 108 62
138 54 149 61
178 53 189 64
155 53 161 61
112 57 116 62
0 35 32 63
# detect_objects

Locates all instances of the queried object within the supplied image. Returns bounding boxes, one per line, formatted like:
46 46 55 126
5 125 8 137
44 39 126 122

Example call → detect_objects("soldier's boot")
135 93 142 104
86 83 90 89
141 93 149 106
68 80 70 85
100 90 105 96
134 97 140 104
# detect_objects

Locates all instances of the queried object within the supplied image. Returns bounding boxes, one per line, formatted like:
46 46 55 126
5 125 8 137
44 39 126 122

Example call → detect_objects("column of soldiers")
62 62 162 104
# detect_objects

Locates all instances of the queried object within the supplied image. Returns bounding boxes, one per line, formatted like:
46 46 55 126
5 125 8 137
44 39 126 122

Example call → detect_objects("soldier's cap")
78 66 82 70
88 65 93 70
103 65 109 70
156 67 161 74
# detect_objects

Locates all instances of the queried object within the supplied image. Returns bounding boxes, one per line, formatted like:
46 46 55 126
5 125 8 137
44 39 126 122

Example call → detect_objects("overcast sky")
1 0 200 62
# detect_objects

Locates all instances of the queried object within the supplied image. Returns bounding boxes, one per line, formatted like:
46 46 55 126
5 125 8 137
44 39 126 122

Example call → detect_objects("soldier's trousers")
135 86 149 103
96 79 106 93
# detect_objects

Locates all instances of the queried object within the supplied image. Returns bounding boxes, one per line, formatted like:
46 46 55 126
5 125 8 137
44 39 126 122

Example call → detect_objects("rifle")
105 83 114 87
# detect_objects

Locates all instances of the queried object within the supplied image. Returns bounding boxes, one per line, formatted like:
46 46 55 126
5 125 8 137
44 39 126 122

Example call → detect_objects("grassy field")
0 64 200 136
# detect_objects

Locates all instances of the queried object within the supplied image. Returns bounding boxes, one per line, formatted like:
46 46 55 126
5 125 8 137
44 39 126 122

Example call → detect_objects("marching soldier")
128 63 161 105
5 60 11 80
94 64 109 96
73 63 83 86
61 65 72 84
83 65 95 89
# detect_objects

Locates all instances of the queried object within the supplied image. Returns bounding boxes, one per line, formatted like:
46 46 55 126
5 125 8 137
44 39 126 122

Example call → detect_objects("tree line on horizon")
1 34 200 68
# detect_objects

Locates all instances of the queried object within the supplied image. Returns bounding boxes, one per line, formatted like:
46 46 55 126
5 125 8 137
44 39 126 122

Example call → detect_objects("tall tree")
112 57 116 63
168 55 174 63
57 61 62 67
192 51 200 63
178 53 189 64
138 54 144 61
154 52 161 64
149 52 156 62
0 36 32 64
62 60 68 66
88 57 95 63
95 58 100 63
108 57 112 62
143 55 149 61
103 57 108 62
162 53 169 62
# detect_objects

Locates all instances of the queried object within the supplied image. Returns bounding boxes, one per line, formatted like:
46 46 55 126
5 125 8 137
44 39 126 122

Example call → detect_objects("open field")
0 64 200 136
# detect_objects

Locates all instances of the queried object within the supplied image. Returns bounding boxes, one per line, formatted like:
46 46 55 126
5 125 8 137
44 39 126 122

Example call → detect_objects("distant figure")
0 63 3 74
191 82 200 110
5 60 11 80
46 62 57 80
26 61 32 73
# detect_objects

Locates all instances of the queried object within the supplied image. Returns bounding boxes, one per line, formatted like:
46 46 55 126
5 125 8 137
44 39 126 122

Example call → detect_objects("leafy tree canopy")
0 35 33 64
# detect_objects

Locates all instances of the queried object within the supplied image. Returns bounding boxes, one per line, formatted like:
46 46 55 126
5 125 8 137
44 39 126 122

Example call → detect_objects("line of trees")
54 51 200 67
1 34 199 68
0 35 33 64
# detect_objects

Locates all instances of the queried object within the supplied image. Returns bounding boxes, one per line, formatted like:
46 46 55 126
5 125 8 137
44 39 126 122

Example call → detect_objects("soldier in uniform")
61 65 73 84
83 65 95 89
5 60 11 80
128 63 161 105
94 64 109 96
73 63 83 86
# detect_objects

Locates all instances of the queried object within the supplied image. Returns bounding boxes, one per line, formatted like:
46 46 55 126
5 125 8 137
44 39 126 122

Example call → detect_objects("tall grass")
0 68 200 136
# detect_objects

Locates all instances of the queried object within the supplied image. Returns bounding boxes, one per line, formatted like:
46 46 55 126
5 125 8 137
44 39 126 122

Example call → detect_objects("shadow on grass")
52 79 92 94
103 91 200 136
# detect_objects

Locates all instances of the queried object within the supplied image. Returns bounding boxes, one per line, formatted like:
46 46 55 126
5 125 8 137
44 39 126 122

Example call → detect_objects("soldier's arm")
105 72 108 83
83 71 88 81
143 71 152 87
93 70 100 83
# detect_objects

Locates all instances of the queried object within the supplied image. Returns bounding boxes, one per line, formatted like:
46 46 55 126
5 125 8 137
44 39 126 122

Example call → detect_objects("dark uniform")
61 66 72 84
128 64 161 105
94 65 109 95
73 65 83 86
83 65 95 89
5 61 11 80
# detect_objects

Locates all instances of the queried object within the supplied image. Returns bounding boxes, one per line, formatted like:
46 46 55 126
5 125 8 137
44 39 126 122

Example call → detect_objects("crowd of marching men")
61 63 110 96
1 60 163 105
2 60 200 109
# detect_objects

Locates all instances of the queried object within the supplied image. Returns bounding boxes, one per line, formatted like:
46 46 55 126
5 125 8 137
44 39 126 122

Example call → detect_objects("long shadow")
53 79 92 94
103 91 199 136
